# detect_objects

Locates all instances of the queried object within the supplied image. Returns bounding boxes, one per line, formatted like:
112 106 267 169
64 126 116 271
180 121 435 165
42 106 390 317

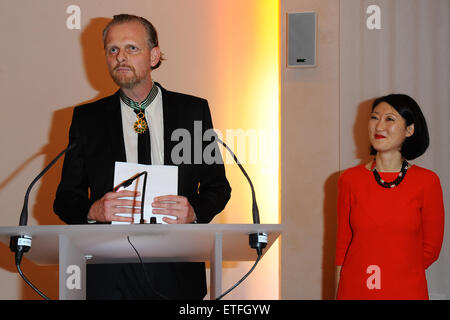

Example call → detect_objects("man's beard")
110 64 145 89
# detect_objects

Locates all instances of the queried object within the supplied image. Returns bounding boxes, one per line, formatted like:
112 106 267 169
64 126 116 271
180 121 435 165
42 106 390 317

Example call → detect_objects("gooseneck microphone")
113 171 148 224
215 138 267 254
214 136 268 300
19 143 76 226
9 143 76 300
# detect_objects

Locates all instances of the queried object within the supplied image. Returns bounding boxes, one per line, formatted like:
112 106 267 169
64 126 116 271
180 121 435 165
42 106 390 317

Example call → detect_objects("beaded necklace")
371 159 409 188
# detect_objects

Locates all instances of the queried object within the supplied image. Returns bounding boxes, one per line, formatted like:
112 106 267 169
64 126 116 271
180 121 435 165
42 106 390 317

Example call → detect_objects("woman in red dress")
335 94 445 300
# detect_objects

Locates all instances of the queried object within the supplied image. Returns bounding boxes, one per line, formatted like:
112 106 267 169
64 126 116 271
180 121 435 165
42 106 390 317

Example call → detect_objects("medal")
120 83 158 134
133 110 148 134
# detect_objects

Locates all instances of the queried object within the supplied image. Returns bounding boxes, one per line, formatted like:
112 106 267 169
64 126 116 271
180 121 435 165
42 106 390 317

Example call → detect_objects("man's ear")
150 46 161 68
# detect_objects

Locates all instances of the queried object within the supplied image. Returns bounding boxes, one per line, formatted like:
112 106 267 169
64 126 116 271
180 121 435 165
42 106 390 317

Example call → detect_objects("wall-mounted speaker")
287 12 317 68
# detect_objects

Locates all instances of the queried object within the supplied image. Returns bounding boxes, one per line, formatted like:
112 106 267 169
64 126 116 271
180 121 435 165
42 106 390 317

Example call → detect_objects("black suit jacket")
53 83 231 299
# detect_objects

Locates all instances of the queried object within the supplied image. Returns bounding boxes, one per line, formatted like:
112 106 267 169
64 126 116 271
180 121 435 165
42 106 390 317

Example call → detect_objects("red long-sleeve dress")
335 164 444 300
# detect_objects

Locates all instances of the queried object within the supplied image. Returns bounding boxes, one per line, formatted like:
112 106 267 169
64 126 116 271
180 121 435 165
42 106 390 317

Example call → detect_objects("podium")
0 224 282 300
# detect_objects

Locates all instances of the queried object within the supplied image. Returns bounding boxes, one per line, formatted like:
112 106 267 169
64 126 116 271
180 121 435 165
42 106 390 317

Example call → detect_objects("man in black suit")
53 14 231 299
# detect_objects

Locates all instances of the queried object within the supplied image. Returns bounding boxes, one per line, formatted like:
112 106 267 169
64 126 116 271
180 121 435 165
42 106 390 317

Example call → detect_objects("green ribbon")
120 83 158 111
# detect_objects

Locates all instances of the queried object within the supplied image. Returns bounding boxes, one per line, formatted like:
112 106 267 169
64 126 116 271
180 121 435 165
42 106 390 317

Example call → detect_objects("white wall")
340 0 450 299
281 0 340 299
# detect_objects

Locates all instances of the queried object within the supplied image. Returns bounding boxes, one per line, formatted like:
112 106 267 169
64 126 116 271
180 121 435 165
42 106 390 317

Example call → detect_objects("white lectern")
0 224 282 300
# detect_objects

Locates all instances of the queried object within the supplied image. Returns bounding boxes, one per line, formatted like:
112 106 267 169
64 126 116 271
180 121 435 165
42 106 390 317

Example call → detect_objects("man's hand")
152 195 197 224
87 190 141 223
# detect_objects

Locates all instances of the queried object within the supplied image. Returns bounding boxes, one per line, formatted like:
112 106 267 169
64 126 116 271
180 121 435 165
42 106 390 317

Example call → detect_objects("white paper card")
112 162 178 224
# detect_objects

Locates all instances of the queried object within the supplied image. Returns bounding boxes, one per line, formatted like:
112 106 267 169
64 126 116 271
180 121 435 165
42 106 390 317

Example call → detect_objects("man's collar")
120 82 158 111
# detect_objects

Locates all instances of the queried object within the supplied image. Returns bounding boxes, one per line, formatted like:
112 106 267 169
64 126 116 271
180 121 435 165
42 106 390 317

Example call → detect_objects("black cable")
215 252 262 300
15 252 50 300
213 137 267 299
126 235 169 300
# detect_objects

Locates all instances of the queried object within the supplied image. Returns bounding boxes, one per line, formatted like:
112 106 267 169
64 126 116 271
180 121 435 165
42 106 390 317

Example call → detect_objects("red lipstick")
375 134 385 139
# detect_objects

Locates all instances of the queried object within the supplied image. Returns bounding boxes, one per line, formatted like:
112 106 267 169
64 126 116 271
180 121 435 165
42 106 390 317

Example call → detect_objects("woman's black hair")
369 94 429 160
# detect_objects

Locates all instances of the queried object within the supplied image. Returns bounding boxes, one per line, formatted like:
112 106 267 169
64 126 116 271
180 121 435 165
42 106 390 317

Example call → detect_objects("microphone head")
67 143 77 151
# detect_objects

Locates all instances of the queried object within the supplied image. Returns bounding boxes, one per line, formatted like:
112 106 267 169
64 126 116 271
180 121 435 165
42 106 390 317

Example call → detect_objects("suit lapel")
106 90 127 163
156 82 177 165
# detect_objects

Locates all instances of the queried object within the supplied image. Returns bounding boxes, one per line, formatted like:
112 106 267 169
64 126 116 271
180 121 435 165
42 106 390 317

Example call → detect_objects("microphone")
19 143 76 226
214 136 268 300
113 171 149 224
215 137 267 255
9 142 76 300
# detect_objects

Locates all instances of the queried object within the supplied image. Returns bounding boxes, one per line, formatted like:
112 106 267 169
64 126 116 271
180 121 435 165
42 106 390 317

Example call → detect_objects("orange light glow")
209 0 280 300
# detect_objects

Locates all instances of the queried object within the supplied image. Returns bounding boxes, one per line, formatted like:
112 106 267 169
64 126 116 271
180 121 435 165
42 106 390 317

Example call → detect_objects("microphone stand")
140 172 148 224
214 136 268 300
113 171 149 224
216 138 268 255
9 143 76 300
